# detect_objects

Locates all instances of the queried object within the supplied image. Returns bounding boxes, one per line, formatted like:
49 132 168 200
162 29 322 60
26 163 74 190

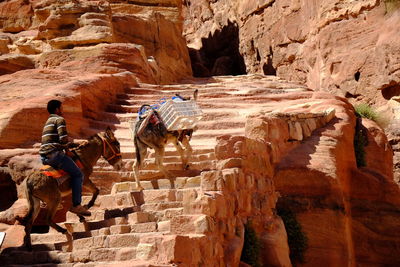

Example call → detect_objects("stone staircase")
82 74 306 193
0 75 311 266
0 187 199 266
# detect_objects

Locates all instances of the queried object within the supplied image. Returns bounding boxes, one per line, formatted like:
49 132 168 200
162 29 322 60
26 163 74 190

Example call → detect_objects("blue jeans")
41 151 84 207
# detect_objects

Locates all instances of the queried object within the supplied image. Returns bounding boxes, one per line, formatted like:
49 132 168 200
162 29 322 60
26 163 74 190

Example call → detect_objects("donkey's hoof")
23 244 32 251
136 186 144 192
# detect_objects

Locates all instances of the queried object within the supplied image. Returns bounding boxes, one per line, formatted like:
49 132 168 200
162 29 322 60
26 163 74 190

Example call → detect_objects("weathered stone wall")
0 0 192 149
160 93 348 266
183 0 400 106
182 0 400 212
163 92 400 266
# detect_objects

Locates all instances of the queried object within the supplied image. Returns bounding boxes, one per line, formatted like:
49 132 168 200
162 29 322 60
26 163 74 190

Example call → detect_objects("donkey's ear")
105 126 113 138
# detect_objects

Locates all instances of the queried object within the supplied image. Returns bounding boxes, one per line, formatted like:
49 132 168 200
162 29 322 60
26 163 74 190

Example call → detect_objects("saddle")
40 150 83 184
136 106 163 136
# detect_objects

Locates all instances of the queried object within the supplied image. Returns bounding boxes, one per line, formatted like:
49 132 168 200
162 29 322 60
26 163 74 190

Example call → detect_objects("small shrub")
354 103 379 121
277 208 308 265
384 0 400 13
241 221 261 267
354 103 390 129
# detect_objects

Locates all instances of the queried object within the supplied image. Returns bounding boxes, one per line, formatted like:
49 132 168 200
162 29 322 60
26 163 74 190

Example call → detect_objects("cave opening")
381 82 400 100
0 169 17 212
263 56 276 76
354 71 360 81
189 21 246 77
263 46 276 75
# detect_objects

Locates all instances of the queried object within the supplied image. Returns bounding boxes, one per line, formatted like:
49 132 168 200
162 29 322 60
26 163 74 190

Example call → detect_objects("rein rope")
97 134 121 162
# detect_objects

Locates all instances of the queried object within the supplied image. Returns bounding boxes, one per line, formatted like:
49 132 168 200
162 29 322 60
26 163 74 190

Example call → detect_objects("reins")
97 134 121 162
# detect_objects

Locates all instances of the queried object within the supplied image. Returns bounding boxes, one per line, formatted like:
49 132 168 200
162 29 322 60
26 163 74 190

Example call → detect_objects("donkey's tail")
17 178 35 226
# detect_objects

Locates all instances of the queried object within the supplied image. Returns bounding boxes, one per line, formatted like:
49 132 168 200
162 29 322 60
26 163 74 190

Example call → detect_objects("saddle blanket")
40 152 83 185
40 165 70 185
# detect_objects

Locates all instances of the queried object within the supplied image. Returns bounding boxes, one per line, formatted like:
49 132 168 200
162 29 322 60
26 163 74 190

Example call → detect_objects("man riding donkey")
39 100 91 217
18 100 122 250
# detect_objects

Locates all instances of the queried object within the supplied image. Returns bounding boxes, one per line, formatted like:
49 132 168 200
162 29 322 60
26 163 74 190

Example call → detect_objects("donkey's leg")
172 138 189 170
132 141 148 191
82 179 99 209
154 147 172 178
132 160 143 191
45 194 67 234
23 196 40 250
181 136 193 169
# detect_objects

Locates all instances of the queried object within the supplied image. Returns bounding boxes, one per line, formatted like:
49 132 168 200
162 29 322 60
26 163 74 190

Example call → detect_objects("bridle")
97 134 121 162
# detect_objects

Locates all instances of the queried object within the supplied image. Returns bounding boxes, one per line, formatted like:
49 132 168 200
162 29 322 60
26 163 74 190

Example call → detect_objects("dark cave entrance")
0 168 17 217
381 82 400 100
189 21 247 77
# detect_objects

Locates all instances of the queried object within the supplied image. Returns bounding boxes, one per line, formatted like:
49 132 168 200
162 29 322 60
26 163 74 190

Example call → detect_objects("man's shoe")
70 205 91 217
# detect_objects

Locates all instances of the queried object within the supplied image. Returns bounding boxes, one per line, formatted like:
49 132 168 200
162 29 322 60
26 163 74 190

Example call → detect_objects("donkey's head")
175 89 199 101
97 127 123 171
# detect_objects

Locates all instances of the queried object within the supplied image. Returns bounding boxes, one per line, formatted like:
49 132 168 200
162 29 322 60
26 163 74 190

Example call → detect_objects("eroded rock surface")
0 0 399 266
183 0 400 106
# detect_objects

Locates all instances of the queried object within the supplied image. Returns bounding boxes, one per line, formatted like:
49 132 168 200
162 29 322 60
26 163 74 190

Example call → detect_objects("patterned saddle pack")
136 105 163 136
40 150 83 185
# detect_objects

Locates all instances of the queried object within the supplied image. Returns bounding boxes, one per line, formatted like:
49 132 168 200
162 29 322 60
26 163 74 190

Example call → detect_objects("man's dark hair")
47 100 62 114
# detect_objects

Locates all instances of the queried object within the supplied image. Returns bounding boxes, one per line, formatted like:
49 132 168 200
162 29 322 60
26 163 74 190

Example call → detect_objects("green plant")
384 0 400 13
354 103 379 121
277 208 308 265
241 221 261 267
354 103 390 129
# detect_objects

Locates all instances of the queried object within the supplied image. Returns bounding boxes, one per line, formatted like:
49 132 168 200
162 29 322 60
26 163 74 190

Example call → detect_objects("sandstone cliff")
182 0 400 182
0 0 399 266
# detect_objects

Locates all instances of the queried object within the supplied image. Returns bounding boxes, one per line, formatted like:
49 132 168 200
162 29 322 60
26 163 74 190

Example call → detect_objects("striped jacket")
39 114 68 156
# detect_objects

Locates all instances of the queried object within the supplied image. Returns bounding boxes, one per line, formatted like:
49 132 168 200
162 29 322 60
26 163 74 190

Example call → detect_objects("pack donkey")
19 127 122 250
131 90 198 190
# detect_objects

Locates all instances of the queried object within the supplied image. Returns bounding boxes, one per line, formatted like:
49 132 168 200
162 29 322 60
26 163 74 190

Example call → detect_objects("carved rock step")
30 213 164 246
95 159 215 172
91 169 202 185
1 238 173 265
81 191 141 210
109 186 200 202
147 208 183 223
95 151 216 169
115 94 284 106
0 250 72 265
116 145 216 158
114 129 244 147
66 205 140 222
128 117 244 131
75 260 175 267
140 201 183 213
62 216 129 233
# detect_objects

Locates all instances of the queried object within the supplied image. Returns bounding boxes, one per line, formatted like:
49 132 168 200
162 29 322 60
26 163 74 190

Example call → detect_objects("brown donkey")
131 90 198 191
20 127 122 249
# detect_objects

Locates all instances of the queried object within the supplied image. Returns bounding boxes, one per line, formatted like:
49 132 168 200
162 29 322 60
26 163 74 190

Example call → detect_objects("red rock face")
0 1 398 266
0 0 33 33
183 1 400 105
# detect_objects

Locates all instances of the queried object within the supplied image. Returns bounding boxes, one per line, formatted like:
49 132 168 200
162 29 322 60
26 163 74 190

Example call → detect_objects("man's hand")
78 140 89 148
67 142 79 149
